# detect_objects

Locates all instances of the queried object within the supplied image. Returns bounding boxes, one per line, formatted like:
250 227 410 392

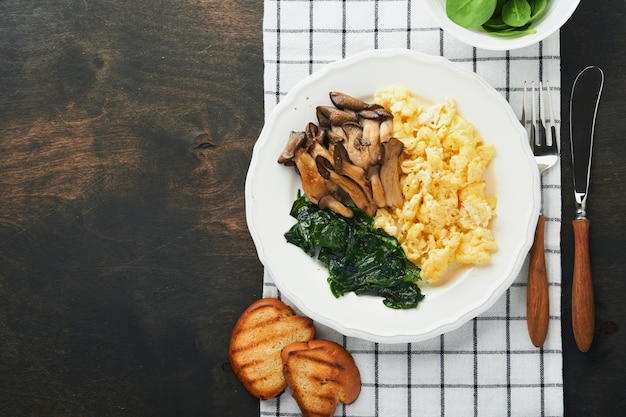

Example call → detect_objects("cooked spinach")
446 0 548 36
285 192 424 309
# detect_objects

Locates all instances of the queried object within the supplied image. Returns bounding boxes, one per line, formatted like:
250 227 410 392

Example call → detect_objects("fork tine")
538 81 548 148
545 81 558 150
526 80 559 156
521 81 527 127
530 82 537 149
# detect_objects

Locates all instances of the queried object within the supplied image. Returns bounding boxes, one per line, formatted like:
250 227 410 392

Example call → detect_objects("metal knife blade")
570 66 604 219
569 65 604 352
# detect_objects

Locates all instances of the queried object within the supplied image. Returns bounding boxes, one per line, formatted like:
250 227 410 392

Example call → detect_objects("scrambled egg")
373 87 497 282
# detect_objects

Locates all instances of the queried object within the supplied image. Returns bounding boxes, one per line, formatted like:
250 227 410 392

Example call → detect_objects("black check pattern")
261 1 563 416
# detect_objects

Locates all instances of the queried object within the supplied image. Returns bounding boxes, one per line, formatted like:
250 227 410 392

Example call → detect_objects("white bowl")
245 49 540 343
423 0 581 50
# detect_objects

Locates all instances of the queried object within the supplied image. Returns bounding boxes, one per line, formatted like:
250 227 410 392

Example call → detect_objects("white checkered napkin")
260 1 563 416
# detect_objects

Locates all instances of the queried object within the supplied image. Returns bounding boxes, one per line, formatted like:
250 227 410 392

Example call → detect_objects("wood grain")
527 214 549 347
571 219 594 352
0 1 263 416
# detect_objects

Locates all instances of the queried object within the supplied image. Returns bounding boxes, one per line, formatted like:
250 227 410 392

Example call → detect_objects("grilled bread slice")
229 298 315 399
282 339 361 417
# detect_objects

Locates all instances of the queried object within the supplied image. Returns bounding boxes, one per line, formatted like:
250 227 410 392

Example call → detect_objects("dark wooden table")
1 1 624 416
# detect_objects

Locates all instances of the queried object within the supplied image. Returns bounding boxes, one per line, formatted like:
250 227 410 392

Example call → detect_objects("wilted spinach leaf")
285 192 424 309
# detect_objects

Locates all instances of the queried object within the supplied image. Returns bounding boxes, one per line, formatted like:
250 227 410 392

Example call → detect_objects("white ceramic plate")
423 0 580 51
245 49 540 343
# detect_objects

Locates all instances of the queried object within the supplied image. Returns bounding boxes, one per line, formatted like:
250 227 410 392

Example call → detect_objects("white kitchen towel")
260 1 563 416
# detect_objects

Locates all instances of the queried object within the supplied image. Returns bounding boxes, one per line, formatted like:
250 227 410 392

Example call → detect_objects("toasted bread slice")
282 339 361 417
229 298 315 399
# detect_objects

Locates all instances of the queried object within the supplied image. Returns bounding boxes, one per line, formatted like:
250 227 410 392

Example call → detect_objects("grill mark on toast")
290 350 347 371
229 298 316 400
282 340 361 416
231 325 313 355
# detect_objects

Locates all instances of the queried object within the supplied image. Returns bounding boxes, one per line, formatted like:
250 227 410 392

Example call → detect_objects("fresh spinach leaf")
529 0 548 21
445 0 549 37
285 191 424 309
446 0 498 28
483 14 509 31
502 0 532 27
483 23 535 36
494 0 507 16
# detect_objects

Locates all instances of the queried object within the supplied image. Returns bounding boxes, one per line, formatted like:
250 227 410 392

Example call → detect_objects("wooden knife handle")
527 214 549 347
572 218 595 352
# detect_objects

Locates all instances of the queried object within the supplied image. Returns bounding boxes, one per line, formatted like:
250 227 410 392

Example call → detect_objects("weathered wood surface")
560 0 626 414
0 1 624 416
1 1 263 416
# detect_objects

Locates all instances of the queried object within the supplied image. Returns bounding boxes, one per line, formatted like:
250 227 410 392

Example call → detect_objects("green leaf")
494 0 507 15
284 192 424 309
446 0 498 28
501 0 532 27
528 0 548 21
483 23 536 36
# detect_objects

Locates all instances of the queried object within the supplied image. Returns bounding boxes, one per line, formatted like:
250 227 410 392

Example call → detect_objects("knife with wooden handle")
569 66 604 352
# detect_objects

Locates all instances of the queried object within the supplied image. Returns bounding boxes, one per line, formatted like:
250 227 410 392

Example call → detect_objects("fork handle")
527 214 549 347
572 218 594 352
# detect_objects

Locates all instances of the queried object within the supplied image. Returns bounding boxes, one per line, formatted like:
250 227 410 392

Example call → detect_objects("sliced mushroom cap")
358 112 382 166
374 107 393 119
316 155 376 217
318 194 353 218
325 129 345 155
341 121 362 141
379 117 394 144
332 142 374 202
316 106 358 128
309 141 334 166
329 125 347 142
380 137 405 209
354 137 372 169
329 91 370 111
357 109 380 120
293 148 331 205
278 131 306 164
376 108 394 144
341 122 367 168
332 141 366 179
305 122 320 142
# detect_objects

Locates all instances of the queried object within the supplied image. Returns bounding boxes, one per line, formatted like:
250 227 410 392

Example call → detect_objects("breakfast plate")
245 48 540 343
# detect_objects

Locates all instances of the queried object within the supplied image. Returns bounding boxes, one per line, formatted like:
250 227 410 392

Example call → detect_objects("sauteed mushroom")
316 106 358 128
318 194 353 218
380 137 405 208
278 91 405 218
278 131 306 165
291 148 330 205
316 156 376 217
341 121 367 169
358 109 382 166
329 91 371 111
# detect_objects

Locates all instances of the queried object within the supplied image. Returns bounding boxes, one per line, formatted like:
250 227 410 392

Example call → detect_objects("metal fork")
523 81 559 347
